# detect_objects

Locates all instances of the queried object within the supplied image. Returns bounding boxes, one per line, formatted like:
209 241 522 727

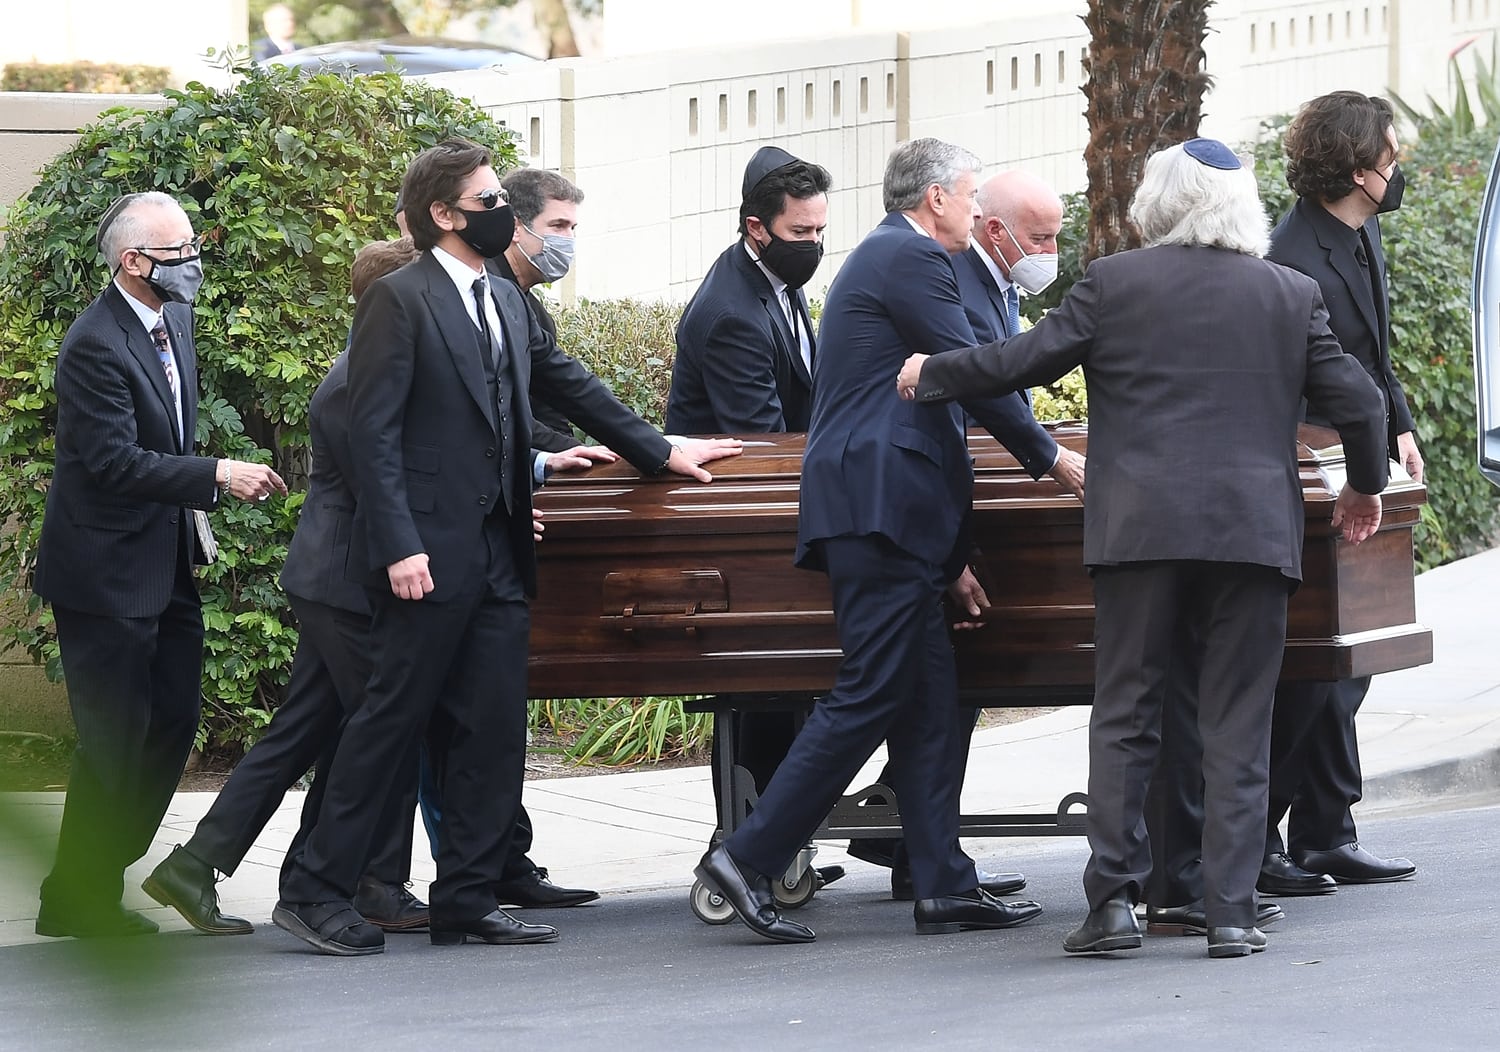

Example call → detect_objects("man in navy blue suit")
695 138 1045 943
856 168 1085 901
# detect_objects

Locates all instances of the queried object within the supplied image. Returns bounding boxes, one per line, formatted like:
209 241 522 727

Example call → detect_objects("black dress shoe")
694 845 816 944
352 876 430 931
1294 842 1416 884
429 908 559 946
846 837 899 870
1063 895 1141 953
892 865 1027 902
913 887 1042 935
36 903 160 939
272 900 385 956
1207 925 1268 958
814 865 846 889
493 867 600 909
1258 852 1337 896
1146 900 1284 936
142 845 253 936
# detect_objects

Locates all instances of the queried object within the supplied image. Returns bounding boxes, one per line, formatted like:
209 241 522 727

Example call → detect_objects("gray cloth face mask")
141 253 204 304
524 223 575 282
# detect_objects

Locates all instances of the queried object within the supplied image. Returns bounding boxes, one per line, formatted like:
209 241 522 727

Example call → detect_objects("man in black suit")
274 140 739 956
33 192 286 938
900 138 1389 958
1258 91 1421 892
413 167 607 910
666 145 825 435
695 138 1045 944
142 238 431 937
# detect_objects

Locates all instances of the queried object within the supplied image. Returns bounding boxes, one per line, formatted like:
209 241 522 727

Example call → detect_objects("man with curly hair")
1256 91 1421 895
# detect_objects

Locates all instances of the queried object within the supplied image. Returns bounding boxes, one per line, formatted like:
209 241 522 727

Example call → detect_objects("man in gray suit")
899 138 1388 959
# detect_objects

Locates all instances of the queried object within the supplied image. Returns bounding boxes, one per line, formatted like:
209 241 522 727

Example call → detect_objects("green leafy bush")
1 61 172 94
0 59 516 757
551 297 680 429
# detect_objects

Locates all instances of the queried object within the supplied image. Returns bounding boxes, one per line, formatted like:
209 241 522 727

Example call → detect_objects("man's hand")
219 459 288 501
546 444 617 476
1331 486 1383 544
663 437 744 483
897 354 929 400
947 565 991 631
1047 446 1086 502
1396 431 1424 484
532 507 545 543
387 553 434 600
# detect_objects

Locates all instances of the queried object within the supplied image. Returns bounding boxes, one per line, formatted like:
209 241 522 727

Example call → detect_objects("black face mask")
1363 163 1405 214
455 203 516 258
757 232 823 290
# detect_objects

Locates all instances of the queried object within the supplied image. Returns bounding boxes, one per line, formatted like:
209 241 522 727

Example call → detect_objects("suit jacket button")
479 495 488 506
485 447 495 458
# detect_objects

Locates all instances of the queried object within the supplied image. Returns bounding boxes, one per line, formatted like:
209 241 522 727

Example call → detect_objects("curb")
1360 745 1500 811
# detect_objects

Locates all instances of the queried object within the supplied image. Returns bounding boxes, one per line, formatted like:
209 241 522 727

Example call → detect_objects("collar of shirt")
900 213 932 238
430 245 498 334
113 279 165 337
743 241 789 302
970 237 1014 296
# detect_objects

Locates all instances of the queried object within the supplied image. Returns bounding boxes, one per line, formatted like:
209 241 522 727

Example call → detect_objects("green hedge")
1 62 171 94
0 61 516 757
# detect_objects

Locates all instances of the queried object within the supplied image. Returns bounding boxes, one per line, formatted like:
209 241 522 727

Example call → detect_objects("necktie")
151 321 184 445
1004 284 1021 338
151 322 178 400
471 277 500 369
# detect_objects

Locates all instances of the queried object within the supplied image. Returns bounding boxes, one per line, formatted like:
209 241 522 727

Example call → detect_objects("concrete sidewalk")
3 547 1497 949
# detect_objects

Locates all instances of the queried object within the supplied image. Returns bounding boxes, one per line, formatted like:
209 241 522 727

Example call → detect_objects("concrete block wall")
6 3 1494 304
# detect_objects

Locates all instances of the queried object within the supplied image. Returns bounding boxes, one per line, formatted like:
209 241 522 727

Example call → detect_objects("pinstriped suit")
34 282 219 918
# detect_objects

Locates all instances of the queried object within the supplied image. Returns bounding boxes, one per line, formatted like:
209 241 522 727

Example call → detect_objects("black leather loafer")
494 867 600 909
814 865 846 889
913 888 1042 935
36 903 160 939
1294 842 1416 884
1258 852 1337 896
893 866 1027 902
272 900 385 956
694 845 816 944
1146 899 1283 936
429 908 558 946
1063 896 1141 953
142 845 253 936
353 876 430 931
846 837 899 870
1207 925 1268 958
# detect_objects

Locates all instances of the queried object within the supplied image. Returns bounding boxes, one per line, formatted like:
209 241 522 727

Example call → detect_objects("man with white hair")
898 138 1389 959
33 191 286 938
695 137 1046 945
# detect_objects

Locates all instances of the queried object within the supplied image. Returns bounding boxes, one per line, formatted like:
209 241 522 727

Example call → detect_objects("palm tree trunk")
1082 0 1214 261
533 0 582 58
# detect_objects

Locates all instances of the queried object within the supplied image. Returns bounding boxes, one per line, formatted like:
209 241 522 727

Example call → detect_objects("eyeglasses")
456 187 509 210
133 235 205 259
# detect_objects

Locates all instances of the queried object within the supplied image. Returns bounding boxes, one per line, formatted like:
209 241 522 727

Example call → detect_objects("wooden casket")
527 424 1433 703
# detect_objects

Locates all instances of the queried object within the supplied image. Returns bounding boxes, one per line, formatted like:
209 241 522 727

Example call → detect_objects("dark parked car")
265 36 538 76
1476 136 1500 489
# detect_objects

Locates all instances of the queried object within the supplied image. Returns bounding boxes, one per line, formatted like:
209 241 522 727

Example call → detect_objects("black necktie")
471 277 500 368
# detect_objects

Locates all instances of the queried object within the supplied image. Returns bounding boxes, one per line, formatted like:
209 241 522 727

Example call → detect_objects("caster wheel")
773 866 817 909
690 880 736 925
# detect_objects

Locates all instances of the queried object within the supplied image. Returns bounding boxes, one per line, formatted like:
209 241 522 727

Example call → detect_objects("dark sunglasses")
456 187 509 210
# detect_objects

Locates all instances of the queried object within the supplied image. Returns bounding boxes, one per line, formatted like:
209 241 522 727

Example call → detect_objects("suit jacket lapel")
1311 204 1381 348
165 304 196 452
419 256 497 433
106 287 179 448
964 246 1012 335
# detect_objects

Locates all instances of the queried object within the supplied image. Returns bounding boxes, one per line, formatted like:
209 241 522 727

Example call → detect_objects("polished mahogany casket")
528 424 1433 703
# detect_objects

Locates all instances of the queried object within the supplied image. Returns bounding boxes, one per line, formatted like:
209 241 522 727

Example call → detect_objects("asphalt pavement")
0 802 1495 1051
